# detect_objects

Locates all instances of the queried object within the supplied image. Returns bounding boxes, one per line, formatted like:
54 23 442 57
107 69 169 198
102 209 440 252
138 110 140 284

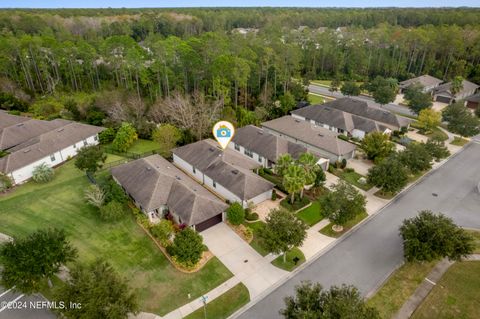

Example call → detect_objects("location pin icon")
213 121 235 150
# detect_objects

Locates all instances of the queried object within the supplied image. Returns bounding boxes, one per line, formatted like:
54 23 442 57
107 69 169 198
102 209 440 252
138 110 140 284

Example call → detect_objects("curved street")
235 141 480 319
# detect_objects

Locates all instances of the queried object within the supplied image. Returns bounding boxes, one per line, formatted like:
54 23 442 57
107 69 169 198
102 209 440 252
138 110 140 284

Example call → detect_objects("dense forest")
1 8 480 139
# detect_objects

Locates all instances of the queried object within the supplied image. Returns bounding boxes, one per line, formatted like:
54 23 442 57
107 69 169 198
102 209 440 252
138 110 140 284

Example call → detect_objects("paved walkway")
393 254 480 319
299 219 335 261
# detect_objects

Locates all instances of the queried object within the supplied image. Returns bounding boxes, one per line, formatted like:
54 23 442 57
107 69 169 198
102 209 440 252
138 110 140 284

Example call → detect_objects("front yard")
331 168 373 191
271 247 305 271
0 159 232 316
296 201 323 226
319 212 368 238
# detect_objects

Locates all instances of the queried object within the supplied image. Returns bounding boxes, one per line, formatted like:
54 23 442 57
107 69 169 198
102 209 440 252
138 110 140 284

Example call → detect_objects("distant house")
173 139 274 208
465 93 480 110
261 116 357 162
433 80 479 104
0 111 103 184
399 75 443 93
291 98 411 140
229 125 329 170
111 155 228 232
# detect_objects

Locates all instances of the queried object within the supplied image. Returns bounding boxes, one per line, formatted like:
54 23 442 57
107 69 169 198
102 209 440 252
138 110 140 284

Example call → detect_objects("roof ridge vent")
16 123 24 127
175 176 181 180
57 128 65 132
231 170 239 175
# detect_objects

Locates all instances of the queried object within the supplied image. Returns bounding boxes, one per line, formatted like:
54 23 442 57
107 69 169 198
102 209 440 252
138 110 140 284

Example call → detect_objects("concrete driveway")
202 223 288 298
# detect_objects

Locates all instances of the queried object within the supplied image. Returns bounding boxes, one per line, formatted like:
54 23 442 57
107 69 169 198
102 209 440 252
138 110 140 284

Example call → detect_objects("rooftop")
399 75 443 89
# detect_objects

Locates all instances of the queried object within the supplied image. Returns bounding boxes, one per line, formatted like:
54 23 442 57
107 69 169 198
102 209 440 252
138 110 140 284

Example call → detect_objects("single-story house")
173 139 274 208
229 125 329 170
465 93 480 110
433 79 479 104
399 75 443 93
111 155 228 232
0 112 104 184
291 98 411 140
261 116 357 162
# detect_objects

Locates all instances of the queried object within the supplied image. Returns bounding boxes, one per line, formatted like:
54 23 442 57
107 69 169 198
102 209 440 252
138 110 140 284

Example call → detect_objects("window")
258 156 263 163
234 143 240 151
244 149 253 158
50 154 56 162
213 181 216 188
193 167 196 174
83 140 88 146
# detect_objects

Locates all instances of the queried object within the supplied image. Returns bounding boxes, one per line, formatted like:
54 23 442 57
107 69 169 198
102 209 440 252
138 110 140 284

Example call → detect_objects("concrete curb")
229 141 471 319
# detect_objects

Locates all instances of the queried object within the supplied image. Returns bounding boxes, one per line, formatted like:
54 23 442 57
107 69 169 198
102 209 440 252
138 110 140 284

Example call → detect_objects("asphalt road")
308 84 416 117
0 286 56 319
236 141 480 319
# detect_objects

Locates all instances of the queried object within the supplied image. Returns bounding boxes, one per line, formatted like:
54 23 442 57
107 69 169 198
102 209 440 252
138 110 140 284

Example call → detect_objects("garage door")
435 95 451 104
196 213 223 232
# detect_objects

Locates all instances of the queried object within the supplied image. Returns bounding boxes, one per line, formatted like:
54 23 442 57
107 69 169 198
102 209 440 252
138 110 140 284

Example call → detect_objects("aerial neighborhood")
0 6 480 319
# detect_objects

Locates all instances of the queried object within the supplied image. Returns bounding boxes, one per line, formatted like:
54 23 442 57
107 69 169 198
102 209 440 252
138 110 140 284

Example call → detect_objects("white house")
229 125 329 170
173 139 274 208
0 112 104 184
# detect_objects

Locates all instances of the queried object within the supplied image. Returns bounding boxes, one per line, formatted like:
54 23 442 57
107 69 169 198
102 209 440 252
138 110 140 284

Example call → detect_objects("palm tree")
283 164 306 204
298 153 320 187
276 154 294 176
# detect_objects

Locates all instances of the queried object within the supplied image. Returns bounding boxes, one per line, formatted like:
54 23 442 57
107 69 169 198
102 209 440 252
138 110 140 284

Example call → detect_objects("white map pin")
212 121 235 150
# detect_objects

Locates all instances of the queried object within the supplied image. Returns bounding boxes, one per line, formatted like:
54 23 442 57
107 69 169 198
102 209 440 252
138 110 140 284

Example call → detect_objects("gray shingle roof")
434 80 480 98
111 155 227 225
466 93 480 103
0 111 30 131
232 125 320 162
399 75 443 89
173 139 274 201
0 121 104 174
261 116 357 156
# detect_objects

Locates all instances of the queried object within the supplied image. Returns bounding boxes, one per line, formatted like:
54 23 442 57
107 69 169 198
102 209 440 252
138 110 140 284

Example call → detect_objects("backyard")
0 158 233 316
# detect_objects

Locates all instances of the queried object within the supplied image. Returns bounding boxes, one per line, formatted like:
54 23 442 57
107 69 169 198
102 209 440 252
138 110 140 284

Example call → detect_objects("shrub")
112 122 138 152
32 163 55 183
97 176 128 204
84 185 105 208
150 220 174 246
99 201 126 221
0 173 13 192
245 212 259 221
344 167 354 173
167 227 204 267
98 127 116 144
271 189 277 200
227 202 245 225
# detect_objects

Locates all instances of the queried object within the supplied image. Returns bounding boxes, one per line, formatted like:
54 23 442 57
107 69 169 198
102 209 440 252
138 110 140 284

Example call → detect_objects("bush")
0 173 13 192
271 189 277 200
245 212 259 221
98 127 116 144
112 122 138 152
97 175 128 204
341 158 347 169
167 227 204 267
344 167 354 173
99 201 126 221
32 163 54 183
227 202 245 225
150 220 174 246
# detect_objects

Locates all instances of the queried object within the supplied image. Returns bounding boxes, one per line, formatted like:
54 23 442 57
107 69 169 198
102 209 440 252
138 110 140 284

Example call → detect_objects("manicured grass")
184 283 250 319
367 261 437 319
412 261 480 319
308 93 326 105
311 80 332 87
332 169 373 191
297 201 323 226
319 212 368 238
128 138 160 154
271 247 306 271
0 159 233 316
374 189 396 200
280 196 310 212
244 221 269 256
450 136 469 146
411 123 448 142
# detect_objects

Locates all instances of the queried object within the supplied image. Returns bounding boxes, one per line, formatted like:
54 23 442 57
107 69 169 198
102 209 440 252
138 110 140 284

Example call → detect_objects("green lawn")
410 123 449 142
374 189 396 200
184 283 250 319
280 196 311 212
271 247 305 271
308 93 326 105
336 170 373 191
244 221 269 256
319 212 368 238
297 201 323 226
450 136 469 146
0 159 232 316
467 230 480 254
128 139 160 154
412 261 480 319
367 261 437 319
311 80 332 87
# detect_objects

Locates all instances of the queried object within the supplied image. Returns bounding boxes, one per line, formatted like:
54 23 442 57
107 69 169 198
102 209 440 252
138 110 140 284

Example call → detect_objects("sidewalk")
393 254 480 319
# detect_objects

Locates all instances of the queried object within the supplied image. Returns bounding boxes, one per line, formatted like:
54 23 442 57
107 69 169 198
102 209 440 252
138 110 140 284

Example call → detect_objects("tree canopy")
442 102 480 137
404 84 433 114
360 132 395 163
74 145 107 174
320 181 366 226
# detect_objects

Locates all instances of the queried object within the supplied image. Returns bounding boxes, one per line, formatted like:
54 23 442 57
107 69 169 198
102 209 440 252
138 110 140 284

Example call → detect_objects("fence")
103 146 163 160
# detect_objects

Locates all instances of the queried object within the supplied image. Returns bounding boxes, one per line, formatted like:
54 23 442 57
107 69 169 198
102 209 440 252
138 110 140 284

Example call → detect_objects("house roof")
261 116 357 156
466 93 480 103
309 98 410 129
232 125 321 163
291 102 394 134
173 139 274 201
399 75 443 89
434 80 480 98
0 111 30 131
111 155 227 225
0 122 104 174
